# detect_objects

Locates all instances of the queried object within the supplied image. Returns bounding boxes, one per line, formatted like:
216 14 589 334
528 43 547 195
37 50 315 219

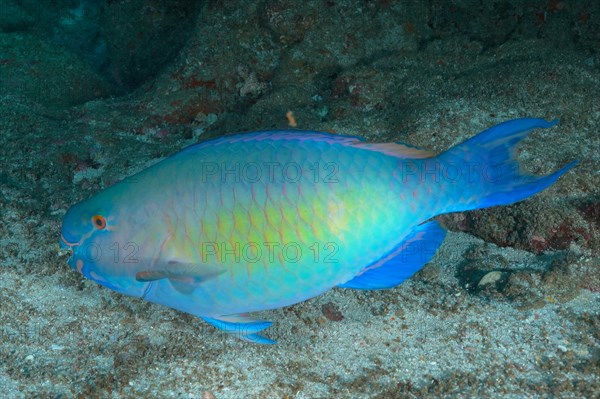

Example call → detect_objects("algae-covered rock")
0 0 35 32
0 33 111 107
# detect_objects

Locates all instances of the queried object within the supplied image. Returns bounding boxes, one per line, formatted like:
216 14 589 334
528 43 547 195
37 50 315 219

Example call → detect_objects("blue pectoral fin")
135 261 225 295
338 220 446 290
201 315 276 344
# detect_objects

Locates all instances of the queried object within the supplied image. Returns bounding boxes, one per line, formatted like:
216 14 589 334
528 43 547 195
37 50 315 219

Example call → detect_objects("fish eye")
92 215 107 230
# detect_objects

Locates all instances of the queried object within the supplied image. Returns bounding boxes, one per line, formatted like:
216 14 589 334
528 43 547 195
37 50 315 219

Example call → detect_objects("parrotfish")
60 118 576 343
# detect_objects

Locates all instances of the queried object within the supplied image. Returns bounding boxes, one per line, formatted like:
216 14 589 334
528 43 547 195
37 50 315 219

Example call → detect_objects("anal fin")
338 220 446 290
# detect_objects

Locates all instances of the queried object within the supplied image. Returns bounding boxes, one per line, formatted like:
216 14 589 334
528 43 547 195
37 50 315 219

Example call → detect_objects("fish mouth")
60 233 78 247
58 233 76 258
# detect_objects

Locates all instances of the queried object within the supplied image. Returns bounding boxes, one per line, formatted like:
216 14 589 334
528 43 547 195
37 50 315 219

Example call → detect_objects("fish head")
60 192 150 298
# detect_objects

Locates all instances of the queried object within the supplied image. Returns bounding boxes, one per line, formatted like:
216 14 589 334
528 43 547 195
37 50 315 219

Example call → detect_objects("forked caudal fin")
436 118 578 214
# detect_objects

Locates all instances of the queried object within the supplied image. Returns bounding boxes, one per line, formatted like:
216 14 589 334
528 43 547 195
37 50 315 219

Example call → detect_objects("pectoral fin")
135 260 224 294
135 270 170 282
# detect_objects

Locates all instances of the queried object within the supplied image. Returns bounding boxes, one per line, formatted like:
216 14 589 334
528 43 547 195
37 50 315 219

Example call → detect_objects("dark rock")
321 302 344 321
99 0 202 89
0 0 35 32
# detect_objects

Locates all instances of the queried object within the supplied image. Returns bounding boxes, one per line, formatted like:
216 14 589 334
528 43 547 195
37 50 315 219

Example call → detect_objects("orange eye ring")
92 215 107 230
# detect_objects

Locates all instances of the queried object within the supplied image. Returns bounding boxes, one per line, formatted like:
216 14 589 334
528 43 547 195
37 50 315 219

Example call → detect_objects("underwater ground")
1 1 599 398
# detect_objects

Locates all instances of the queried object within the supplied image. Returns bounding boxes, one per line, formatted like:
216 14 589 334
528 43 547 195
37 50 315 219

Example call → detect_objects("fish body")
60 119 577 343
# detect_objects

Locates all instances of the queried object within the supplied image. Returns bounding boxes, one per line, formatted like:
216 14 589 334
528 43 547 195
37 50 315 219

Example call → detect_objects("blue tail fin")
437 118 577 213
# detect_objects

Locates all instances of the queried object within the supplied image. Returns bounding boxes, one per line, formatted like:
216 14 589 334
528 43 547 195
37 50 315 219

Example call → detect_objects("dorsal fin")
176 130 435 159
353 142 435 159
